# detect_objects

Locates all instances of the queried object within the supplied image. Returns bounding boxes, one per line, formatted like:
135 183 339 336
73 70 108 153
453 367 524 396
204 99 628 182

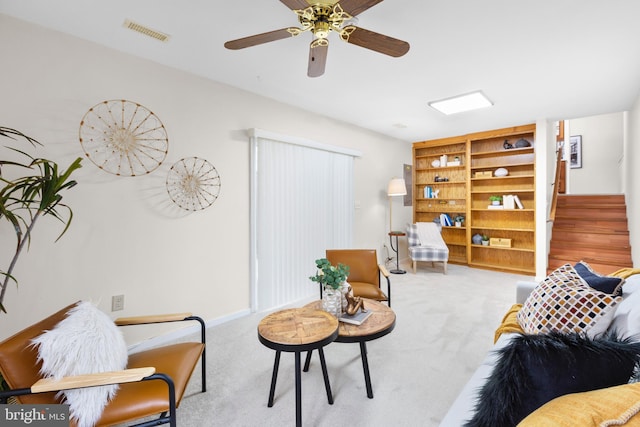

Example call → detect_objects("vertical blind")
249 129 361 312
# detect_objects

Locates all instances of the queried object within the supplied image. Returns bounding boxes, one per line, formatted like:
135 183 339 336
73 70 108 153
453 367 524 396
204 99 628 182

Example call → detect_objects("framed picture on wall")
569 135 582 169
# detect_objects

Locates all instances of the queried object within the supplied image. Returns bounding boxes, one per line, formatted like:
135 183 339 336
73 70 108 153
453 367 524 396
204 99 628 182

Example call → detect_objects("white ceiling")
2 0 640 142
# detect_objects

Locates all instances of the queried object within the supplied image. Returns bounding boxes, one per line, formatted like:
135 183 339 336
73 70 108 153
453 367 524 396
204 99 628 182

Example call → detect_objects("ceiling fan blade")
280 0 311 11
342 26 409 57
338 0 384 16
224 28 300 50
308 42 328 77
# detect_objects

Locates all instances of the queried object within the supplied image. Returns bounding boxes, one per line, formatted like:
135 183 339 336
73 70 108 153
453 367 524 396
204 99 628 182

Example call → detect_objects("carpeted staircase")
548 194 633 275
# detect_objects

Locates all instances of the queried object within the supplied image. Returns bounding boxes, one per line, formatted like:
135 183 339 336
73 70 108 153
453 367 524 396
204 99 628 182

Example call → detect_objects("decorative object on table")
310 258 350 317
454 215 465 227
166 157 221 211
569 135 582 168
340 281 351 312
489 195 502 206
431 159 441 168
503 139 513 149
79 99 168 176
434 175 449 182
432 189 440 198
481 235 490 246
339 307 372 325
515 138 531 148
387 177 407 233
494 167 509 177
0 127 82 314
345 292 366 316
472 233 483 245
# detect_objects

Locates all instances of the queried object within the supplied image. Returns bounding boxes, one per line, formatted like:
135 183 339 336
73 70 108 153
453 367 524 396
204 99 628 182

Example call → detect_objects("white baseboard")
127 308 252 353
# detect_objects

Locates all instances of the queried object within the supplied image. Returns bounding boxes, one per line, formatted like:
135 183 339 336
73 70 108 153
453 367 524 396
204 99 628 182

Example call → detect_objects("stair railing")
549 146 563 222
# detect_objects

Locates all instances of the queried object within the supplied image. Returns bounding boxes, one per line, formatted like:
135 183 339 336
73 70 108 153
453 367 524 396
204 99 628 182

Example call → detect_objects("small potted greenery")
481 234 490 246
310 258 350 317
489 195 502 206
453 215 465 227
309 258 349 290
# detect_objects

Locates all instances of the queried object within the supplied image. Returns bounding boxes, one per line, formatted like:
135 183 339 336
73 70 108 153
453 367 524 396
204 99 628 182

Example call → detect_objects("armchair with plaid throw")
406 222 449 274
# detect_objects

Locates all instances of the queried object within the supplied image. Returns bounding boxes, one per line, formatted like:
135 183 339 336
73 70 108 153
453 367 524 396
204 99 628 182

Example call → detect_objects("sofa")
439 263 640 427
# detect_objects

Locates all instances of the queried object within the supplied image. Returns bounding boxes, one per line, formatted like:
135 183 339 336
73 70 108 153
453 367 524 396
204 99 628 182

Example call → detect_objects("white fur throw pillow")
31 302 128 427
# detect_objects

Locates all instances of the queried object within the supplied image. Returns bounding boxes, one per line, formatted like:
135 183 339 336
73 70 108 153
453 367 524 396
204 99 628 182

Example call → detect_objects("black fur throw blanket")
464 331 640 427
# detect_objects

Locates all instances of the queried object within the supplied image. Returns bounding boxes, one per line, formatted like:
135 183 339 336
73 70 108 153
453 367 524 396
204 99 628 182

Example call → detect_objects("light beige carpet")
174 263 531 426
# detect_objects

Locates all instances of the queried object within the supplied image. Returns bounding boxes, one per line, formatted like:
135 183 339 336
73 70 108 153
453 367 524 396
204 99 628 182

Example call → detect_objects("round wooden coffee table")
258 308 339 427
303 298 396 398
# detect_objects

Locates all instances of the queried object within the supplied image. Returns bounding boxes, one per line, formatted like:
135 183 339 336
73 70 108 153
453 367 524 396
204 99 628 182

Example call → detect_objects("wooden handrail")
549 146 563 221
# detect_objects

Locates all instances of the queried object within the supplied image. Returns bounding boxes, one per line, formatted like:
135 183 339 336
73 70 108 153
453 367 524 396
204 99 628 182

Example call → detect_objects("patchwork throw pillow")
574 261 625 296
31 301 128 427
464 332 640 427
516 264 622 337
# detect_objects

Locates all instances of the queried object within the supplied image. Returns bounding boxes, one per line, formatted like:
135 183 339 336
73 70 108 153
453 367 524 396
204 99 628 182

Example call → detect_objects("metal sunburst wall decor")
79 99 169 176
166 157 221 211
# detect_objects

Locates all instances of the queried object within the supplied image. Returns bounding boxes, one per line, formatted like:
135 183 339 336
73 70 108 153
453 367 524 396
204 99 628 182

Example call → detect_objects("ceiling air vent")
123 19 170 42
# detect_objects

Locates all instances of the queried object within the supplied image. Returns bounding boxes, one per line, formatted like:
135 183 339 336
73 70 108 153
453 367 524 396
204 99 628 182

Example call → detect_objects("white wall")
627 96 640 266
0 15 412 341
565 112 624 194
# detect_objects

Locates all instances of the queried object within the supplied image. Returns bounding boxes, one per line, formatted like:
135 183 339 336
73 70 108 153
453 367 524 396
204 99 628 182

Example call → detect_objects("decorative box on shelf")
490 238 512 248
475 171 492 178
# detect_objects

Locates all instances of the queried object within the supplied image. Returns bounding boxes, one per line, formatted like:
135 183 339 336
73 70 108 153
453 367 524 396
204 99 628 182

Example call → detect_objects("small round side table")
389 231 407 274
258 308 339 427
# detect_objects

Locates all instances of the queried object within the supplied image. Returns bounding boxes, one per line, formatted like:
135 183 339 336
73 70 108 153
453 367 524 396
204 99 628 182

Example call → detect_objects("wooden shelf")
469 261 535 275
413 123 536 275
470 244 534 253
471 147 534 158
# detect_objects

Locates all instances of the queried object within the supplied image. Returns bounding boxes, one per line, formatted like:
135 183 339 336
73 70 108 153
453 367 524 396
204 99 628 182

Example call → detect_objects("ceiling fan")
224 0 410 77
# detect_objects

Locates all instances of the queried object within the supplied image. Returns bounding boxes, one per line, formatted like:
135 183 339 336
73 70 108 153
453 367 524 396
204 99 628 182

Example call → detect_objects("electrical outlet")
112 294 124 311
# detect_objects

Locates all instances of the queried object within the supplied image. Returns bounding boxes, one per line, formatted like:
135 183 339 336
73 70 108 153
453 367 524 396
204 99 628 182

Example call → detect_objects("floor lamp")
387 177 407 274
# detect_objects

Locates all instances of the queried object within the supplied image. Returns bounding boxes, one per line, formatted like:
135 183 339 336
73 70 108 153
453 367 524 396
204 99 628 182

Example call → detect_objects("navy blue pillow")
574 261 624 296
464 332 640 427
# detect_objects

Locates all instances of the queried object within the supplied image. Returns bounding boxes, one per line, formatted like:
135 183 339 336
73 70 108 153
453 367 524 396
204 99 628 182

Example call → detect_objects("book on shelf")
339 309 373 325
487 205 504 210
439 213 453 226
503 194 515 209
513 195 524 209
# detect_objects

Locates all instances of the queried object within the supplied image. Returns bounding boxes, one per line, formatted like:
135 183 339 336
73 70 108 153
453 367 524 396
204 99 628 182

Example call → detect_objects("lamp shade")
387 178 407 197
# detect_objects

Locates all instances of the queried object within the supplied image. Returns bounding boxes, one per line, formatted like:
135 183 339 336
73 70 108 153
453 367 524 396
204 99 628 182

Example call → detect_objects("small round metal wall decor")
79 99 169 176
166 157 221 211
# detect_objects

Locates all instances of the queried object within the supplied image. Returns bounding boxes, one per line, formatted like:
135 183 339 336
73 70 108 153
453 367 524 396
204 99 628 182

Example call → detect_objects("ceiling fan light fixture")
428 91 493 115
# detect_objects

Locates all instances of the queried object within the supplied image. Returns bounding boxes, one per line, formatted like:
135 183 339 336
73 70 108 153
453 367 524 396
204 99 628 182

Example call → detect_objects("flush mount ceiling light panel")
428 91 493 115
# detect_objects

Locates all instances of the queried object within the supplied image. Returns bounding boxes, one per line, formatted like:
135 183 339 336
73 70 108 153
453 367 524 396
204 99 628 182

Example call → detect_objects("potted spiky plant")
0 127 82 313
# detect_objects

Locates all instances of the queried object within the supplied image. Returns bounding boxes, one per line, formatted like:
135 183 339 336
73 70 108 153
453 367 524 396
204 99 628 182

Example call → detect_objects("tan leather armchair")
326 249 392 306
0 302 206 427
